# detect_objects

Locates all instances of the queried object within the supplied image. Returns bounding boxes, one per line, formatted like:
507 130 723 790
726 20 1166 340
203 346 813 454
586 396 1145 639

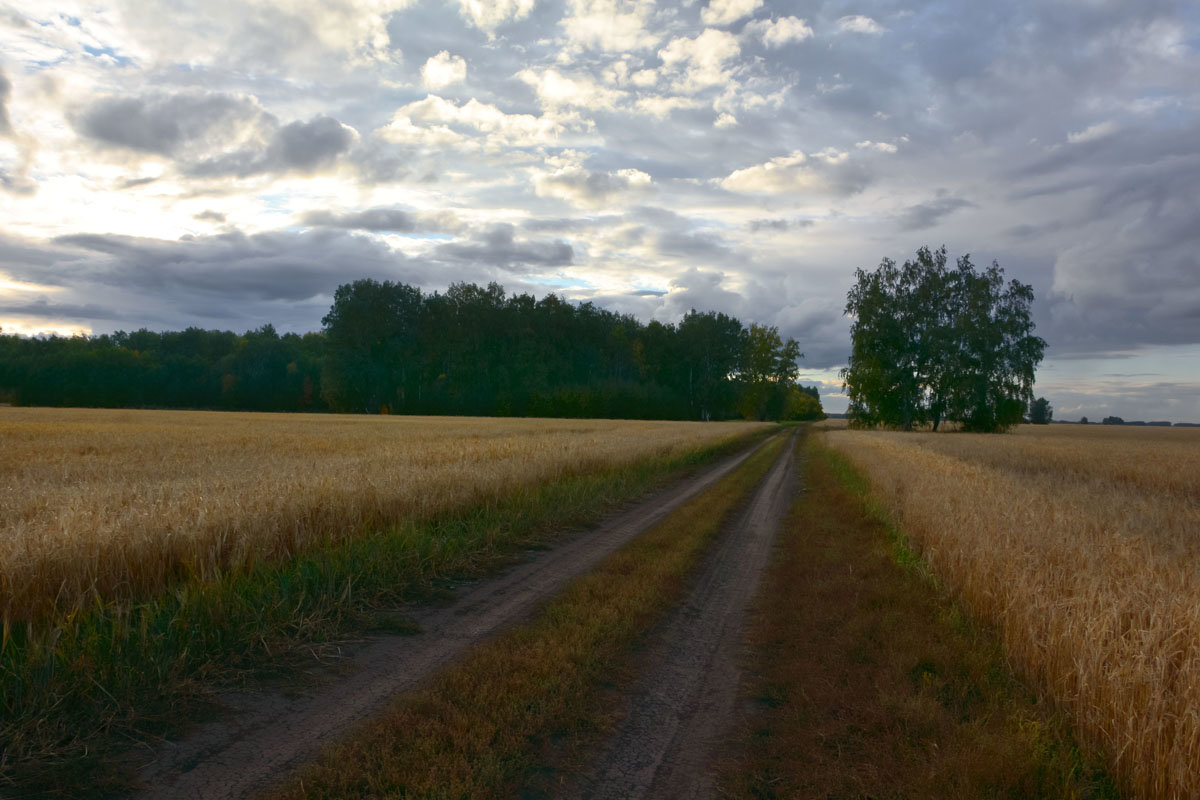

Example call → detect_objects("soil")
124 438 769 800
564 433 797 800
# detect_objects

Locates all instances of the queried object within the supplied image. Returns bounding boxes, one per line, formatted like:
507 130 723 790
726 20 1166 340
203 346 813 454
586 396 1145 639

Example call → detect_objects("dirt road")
128 436 772 800
567 432 797 799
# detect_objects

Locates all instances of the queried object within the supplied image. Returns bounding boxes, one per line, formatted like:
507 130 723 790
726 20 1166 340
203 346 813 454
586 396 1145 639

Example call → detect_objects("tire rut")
125 436 773 800
568 431 797 800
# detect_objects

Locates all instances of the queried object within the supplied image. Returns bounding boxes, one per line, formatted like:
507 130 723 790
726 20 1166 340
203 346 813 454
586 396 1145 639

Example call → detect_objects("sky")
0 0 1197 421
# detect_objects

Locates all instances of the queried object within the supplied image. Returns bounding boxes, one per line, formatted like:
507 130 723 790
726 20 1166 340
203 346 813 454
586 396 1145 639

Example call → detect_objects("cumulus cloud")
744 16 814 48
561 0 661 52
720 148 864 195
455 0 535 33
658 29 742 93
1068 120 1118 144
836 15 885 34
700 0 762 27
519 68 625 111
421 51 467 89
382 94 589 150
855 139 898 153
534 160 653 209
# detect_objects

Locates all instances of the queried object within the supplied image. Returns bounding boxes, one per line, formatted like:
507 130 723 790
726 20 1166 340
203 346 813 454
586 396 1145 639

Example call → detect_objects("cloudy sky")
1 0 1197 420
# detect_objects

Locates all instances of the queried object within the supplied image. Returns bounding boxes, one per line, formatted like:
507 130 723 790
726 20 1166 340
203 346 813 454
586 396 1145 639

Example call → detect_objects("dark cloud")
301 208 415 232
75 90 268 156
43 229 414 303
0 297 121 321
747 218 814 232
895 193 975 230
193 209 226 222
434 224 574 269
186 115 356 178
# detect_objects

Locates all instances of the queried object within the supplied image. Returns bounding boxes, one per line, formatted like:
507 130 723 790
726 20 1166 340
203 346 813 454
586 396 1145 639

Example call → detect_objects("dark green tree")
1029 396 1053 425
842 246 1046 433
320 279 422 412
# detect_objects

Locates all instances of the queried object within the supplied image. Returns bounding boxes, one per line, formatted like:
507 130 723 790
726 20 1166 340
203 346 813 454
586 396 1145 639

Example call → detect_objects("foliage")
0 281 820 422
1102 416 1124 425
841 246 1045 433
1029 396 1053 424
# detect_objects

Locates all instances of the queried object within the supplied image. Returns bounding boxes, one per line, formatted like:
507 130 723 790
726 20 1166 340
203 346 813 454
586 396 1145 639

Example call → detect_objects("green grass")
271 434 790 800
0 427 773 797
718 432 1117 799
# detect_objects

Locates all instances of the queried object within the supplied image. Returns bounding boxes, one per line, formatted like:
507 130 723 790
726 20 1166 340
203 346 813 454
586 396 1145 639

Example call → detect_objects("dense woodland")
0 280 823 421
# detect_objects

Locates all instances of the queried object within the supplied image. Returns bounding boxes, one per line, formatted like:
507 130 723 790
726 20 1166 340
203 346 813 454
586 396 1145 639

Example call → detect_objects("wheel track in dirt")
568 431 798 800
126 435 775 800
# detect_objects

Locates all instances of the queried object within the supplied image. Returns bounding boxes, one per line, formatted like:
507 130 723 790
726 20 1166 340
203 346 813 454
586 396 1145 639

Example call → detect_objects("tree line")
0 280 823 422
841 246 1046 433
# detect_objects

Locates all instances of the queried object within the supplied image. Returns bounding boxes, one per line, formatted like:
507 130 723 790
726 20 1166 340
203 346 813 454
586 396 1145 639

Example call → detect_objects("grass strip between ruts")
0 427 773 798
717 432 1117 799
271 433 790 800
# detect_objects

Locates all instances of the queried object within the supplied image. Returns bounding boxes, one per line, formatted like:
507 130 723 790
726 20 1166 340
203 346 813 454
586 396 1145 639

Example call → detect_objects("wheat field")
0 407 766 624
822 423 1200 799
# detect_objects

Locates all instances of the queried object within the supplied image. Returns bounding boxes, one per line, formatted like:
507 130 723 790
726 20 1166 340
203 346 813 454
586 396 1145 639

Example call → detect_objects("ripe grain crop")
0 407 765 624
821 424 1200 799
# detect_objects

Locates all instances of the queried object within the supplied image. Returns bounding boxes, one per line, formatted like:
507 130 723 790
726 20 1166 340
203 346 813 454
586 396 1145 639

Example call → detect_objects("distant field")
822 423 1200 799
0 408 765 623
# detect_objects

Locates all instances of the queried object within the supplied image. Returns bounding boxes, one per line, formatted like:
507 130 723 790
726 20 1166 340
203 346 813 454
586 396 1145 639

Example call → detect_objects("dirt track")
568 432 797 799
127 437 771 800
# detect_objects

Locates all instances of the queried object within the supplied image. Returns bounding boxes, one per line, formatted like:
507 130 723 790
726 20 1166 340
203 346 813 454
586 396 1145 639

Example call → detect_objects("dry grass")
821 423 1200 799
0 407 766 623
720 433 1113 799
270 434 789 800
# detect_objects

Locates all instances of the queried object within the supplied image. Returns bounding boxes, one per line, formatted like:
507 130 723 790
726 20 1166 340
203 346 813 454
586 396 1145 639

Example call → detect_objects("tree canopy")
841 246 1045 433
0 281 823 422
1029 397 1053 425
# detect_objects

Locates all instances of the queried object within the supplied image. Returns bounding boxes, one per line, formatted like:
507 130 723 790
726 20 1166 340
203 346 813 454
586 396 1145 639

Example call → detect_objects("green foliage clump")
841 246 1045 433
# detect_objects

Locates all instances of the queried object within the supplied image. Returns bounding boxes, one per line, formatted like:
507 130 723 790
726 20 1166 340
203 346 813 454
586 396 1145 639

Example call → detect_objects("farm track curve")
126 434 776 800
566 431 797 799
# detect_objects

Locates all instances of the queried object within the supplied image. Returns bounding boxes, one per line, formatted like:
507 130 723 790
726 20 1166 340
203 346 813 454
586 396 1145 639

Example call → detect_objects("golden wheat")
0 407 766 623
822 423 1200 799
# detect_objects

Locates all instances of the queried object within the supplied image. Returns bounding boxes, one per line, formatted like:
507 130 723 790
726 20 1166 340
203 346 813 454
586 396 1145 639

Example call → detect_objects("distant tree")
737 323 803 420
842 246 1046 433
1029 396 1052 424
1079 416 1088 425
1102 416 1124 425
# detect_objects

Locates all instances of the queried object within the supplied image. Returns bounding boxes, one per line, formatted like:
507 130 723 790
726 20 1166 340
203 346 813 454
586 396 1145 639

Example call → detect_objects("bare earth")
127 437 768 800
568 432 797 800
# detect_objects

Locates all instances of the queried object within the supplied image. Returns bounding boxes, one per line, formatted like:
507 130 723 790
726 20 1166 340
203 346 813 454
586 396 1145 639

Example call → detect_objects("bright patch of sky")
1 0 1198 420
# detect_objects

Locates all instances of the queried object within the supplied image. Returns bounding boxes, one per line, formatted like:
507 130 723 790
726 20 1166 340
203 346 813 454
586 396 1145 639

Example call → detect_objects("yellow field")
0 407 766 624
822 423 1200 799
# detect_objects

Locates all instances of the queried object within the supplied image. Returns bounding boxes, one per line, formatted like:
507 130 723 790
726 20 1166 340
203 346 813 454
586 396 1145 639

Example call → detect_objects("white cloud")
1067 120 1118 144
381 95 589 149
720 148 850 194
456 0 535 33
658 29 742 93
744 16 814 48
700 0 762 27
519 68 626 111
855 140 898 153
561 0 660 52
836 15 885 34
421 51 467 89
715 112 738 128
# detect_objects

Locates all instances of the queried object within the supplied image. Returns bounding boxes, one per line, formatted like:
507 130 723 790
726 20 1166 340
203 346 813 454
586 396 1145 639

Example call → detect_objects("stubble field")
822 423 1200 799
0 407 764 624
